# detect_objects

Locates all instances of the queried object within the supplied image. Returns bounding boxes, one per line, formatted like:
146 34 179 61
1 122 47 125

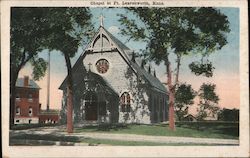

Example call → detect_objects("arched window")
28 106 33 116
120 92 131 112
16 106 20 115
84 91 97 102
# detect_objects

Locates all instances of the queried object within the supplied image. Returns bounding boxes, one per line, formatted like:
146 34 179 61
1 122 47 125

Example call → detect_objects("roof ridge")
100 27 167 93
16 78 40 89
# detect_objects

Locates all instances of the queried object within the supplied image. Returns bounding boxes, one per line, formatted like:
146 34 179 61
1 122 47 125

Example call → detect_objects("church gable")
87 27 117 52
59 19 168 124
59 25 167 94
92 34 110 49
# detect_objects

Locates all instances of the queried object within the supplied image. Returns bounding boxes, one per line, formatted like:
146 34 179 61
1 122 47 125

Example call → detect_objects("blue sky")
19 7 240 111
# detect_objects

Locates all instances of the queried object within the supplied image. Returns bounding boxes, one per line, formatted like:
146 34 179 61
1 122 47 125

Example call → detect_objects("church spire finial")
99 14 104 27
88 62 92 72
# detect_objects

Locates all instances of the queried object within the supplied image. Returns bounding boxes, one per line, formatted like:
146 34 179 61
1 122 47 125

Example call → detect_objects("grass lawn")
82 138 227 146
83 138 171 146
73 124 238 139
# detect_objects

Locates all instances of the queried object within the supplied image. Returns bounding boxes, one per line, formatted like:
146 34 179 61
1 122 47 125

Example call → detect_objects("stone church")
59 21 168 124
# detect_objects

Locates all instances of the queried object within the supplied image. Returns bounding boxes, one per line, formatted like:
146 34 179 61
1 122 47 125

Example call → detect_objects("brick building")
15 76 40 124
15 76 60 124
38 109 60 124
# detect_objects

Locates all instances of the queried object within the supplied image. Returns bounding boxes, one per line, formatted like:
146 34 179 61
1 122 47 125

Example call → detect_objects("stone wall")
83 50 151 124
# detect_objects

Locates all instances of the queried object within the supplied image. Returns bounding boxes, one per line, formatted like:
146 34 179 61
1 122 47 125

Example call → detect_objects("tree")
10 8 93 132
218 108 239 122
118 7 230 130
196 83 220 120
10 8 49 128
175 83 196 121
39 8 93 133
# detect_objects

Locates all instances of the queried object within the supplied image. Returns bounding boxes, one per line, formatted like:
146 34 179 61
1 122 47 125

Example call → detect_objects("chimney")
24 76 29 87
39 103 41 114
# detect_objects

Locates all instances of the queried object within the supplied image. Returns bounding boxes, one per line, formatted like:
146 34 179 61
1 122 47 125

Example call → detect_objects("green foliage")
11 8 48 73
39 8 93 56
10 8 93 127
30 57 48 81
175 83 196 120
118 7 230 64
199 83 219 103
189 60 215 77
74 124 238 139
218 108 239 122
11 7 93 78
197 83 220 120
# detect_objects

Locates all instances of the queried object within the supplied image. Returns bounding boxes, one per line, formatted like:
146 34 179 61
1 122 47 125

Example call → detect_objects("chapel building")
59 22 168 124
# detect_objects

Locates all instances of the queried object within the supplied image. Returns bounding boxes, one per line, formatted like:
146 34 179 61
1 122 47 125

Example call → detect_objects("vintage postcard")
1 0 249 157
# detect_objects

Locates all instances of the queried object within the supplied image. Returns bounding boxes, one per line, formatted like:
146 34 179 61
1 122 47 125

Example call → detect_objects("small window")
28 93 33 102
28 107 33 116
16 106 20 115
16 94 20 101
29 119 32 124
120 92 131 112
16 120 20 123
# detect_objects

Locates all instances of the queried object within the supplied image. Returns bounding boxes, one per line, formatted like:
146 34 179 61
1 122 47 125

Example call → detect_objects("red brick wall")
15 87 40 118
39 114 60 123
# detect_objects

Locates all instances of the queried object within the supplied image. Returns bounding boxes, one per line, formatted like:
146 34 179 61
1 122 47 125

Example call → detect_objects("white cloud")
108 26 120 34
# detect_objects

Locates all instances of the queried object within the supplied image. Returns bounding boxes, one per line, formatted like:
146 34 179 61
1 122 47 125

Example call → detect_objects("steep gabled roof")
59 26 167 93
16 78 40 89
101 27 167 93
104 28 130 51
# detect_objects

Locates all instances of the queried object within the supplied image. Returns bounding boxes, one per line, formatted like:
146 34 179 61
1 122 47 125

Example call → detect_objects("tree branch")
174 54 182 88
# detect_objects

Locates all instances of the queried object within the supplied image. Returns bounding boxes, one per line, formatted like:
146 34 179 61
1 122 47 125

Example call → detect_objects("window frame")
28 93 33 102
120 92 131 112
96 59 109 74
28 106 33 116
16 93 21 101
16 106 20 115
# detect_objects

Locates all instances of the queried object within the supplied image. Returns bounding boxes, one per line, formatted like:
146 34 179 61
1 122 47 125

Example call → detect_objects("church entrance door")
84 91 98 121
85 101 98 120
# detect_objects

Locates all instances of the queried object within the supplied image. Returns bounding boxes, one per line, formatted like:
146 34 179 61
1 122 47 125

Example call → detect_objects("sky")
18 7 239 114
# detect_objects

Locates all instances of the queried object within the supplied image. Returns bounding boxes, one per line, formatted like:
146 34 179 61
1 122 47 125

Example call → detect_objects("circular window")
96 59 109 74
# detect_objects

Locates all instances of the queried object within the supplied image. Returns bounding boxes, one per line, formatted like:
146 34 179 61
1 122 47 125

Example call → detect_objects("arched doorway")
84 91 98 121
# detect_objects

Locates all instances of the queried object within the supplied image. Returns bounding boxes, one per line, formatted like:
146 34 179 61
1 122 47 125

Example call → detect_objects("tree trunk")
175 54 181 86
165 58 175 131
64 53 73 133
10 68 19 129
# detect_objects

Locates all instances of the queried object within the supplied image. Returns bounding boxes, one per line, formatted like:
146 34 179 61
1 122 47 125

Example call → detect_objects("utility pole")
47 51 50 111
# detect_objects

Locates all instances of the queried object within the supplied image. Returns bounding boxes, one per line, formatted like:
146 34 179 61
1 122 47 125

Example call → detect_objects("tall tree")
118 7 230 130
10 8 93 132
10 8 49 128
175 83 196 121
40 8 93 133
196 83 220 120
